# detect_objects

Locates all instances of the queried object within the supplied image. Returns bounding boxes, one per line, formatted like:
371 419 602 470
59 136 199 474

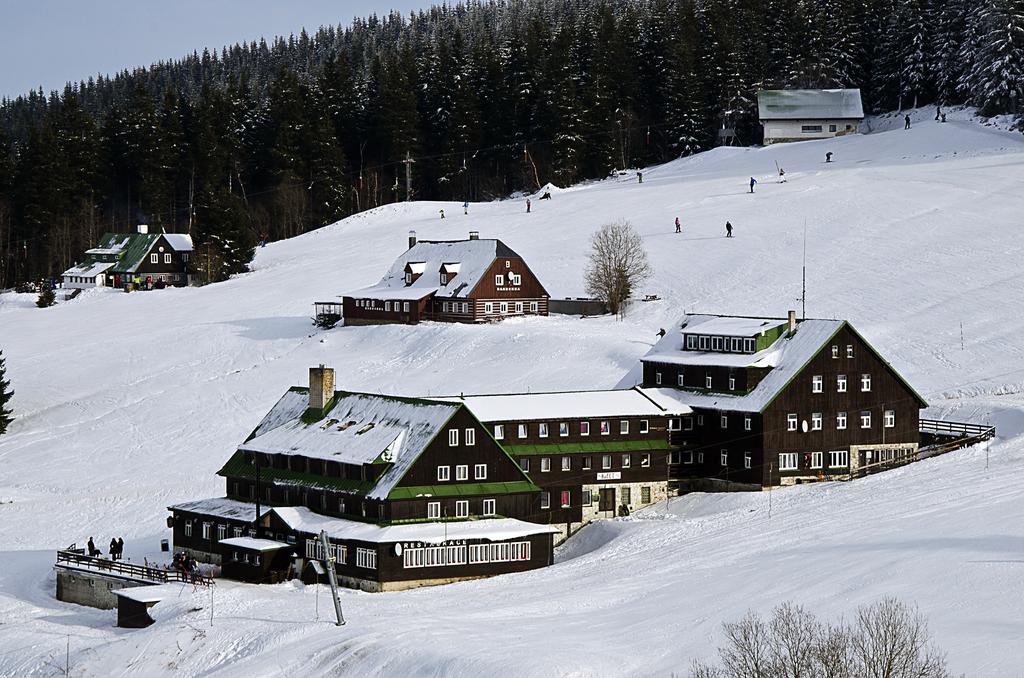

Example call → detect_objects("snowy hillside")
2 112 1024 676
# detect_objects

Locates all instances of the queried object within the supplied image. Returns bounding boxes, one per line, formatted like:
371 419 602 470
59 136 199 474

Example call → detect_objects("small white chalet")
757 89 864 144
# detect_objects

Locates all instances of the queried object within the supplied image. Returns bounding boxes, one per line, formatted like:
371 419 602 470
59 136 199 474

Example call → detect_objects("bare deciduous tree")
584 220 652 318
691 599 950 678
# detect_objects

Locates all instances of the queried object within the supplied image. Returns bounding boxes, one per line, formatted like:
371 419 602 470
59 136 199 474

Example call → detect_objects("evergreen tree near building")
36 286 55 308
0 349 12 434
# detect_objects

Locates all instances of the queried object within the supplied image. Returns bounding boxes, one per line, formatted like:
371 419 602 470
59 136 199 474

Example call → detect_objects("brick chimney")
787 310 797 335
469 230 479 240
309 365 335 411
408 230 417 249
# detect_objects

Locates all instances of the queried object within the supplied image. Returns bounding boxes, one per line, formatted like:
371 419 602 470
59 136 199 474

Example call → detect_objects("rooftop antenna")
801 221 807 319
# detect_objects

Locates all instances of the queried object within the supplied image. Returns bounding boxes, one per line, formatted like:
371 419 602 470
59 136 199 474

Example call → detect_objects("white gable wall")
762 119 861 144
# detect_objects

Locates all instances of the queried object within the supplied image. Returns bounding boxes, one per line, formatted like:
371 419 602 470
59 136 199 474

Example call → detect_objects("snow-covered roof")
345 238 524 300
682 316 786 337
113 586 170 604
272 506 559 544
757 89 864 120
345 285 440 301
240 389 460 500
162 233 194 252
61 261 114 278
168 497 268 521
439 386 690 423
219 536 290 551
636 315 845 413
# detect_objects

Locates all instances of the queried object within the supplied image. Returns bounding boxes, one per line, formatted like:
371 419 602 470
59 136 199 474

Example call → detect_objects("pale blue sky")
0 1 430 99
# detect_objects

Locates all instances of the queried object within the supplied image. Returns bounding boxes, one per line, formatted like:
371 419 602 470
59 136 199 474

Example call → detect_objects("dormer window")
686 335 698 350
405 273 412 284
440 273 448 285
744 338 755 352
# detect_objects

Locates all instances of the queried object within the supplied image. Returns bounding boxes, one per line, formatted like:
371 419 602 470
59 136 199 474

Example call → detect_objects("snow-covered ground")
1 112 1023 676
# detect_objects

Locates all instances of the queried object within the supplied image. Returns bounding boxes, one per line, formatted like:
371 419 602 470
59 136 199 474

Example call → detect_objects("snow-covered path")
1 111 1023 675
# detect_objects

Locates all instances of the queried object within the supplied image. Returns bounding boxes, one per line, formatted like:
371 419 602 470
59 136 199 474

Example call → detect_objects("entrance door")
599 488 616 514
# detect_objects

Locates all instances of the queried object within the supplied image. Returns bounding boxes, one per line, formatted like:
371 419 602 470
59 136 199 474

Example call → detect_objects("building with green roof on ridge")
61 224 195 292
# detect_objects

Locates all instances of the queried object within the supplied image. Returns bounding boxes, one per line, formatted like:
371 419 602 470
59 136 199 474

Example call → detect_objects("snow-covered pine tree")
931 0 971 105
961 0 1024 116
0 349 12 435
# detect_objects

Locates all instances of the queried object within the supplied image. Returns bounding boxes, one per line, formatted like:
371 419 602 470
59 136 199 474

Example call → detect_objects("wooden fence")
55 550 214 587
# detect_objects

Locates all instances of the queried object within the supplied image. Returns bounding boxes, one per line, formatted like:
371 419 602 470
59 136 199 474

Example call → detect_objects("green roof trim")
218 451 376 494
388 480 539 500
503 438 672 456
758 321 928 413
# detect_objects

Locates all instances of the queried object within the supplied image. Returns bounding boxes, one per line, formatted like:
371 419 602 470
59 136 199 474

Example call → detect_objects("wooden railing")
920 418 995 440
55 550 214 586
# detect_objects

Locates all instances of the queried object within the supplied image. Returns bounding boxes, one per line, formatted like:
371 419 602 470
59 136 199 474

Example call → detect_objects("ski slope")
2 109 1024 676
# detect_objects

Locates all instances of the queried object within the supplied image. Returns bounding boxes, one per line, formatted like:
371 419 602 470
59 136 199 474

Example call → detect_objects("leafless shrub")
583 220 652 318
691 599 950 678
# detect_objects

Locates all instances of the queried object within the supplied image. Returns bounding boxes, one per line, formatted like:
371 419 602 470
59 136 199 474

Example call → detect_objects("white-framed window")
832 345 839 359
744 416 752 431
465 428 476 446
830 450 849 468
511 273 521 285
518 423 528 439
620 420 629 434
495 274 504 286
163 253 172 264
655 372 662 385
356 547 376 569
182 253 189 262
482 499 496 516
485 302 493 314
683 451 693 464
677 417 689 431
233 526 242 538
582 456 592 470
539 422 549 438
560 490 571 508
699 336 709 350
677 373 685 387
705 375 713 389
712 337 722 351
461 302 468 313
622 454 631 468
582 489 592 506
837 411 848 430
448 429 459 446
847 345 854 358
720 414 728 429
779 453 798 470
530 301 538 313
427 501 441 519
600 421 610 435
602 454 612 470
440 273 448 285
561 456 571 471
811 452 823 469
494 424 504 440
787 413 798 431
641 486 652 504
385 301 391 311
581 421 590 436
697 415 704 426
811 412 822 431
812 375 823 393
641 453 651 467
405 272 413 284
884 410 895 428
720 450 728 466
437 465 450 481
455 500 469 517
744 452 752 469
685 335 697 349
456 465 468 481
515 301 523 313
861 374 872 392
837 374 847 392
500 302 508 313
729 376 736 390
442 301 450 312
520 458 529 472
201 522 211 539
540 457 551 472
559 422 569 437
861 411 872 428
744 338 755 352
639 420 649 434
540 492 550 509
150 253 158 264
184 521 193 537
474 463 487 480
403 302 410 312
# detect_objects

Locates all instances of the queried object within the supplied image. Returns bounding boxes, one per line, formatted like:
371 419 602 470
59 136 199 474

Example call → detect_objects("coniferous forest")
0 0 1021 287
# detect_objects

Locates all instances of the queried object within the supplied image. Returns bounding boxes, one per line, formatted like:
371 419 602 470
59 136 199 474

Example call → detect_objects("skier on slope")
749 177 757 193
439 209 446 219
526 199 531 213
904 114 911 130
778 167 786 183
675 217 681 233
726 221 733 238
463 201 469 215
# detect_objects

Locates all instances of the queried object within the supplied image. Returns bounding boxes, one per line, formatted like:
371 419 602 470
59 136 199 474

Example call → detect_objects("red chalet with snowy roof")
317 230 549 325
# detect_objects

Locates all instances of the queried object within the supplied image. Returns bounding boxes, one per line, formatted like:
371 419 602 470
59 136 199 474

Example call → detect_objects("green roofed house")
624 311 928 489
61 224 195 293
169 366 557 591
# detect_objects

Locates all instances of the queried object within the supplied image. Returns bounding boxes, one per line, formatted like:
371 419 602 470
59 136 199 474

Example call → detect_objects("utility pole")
801 221 807 319
253 455 261 539
318 530 346 626
403 151 414 202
